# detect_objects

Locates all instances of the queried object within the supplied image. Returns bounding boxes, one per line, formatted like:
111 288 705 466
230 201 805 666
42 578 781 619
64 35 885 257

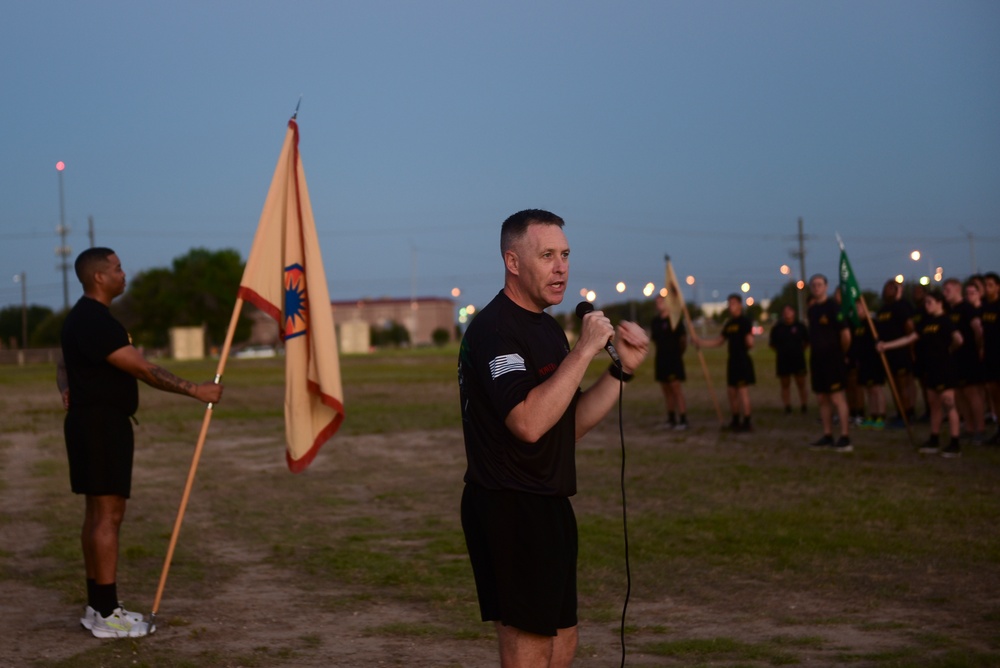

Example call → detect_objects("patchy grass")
1 344 999 667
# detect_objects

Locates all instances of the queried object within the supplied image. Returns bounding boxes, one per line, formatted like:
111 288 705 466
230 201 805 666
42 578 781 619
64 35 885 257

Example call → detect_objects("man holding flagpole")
459 209 648 667
57 247 223 638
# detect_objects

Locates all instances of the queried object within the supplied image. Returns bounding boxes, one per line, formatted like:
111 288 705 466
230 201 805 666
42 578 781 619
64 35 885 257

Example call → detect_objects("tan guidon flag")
664 258 686 330
238 119 344 472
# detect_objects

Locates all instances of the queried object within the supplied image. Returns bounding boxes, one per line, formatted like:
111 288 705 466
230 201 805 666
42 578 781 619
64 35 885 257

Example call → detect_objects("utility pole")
968 230 976 273
788 217 807 317
13 272 27 349
88 215 95 248
56 161 71 311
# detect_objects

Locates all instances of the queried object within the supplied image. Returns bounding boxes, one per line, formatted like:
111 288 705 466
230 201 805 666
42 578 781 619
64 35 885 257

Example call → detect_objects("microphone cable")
616 373 630 668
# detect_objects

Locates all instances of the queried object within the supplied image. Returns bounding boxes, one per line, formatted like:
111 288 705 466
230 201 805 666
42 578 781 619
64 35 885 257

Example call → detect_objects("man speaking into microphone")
458 209 648 667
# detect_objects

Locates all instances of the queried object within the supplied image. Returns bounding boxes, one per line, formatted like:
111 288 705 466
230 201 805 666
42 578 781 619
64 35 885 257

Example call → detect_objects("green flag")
838 249 861 325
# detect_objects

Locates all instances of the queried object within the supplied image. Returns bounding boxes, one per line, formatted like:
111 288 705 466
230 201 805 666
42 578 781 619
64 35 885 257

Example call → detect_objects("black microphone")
575 301 622 367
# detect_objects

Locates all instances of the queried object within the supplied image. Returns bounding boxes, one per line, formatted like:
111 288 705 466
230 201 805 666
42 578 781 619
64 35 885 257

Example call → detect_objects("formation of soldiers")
649 272 1000 458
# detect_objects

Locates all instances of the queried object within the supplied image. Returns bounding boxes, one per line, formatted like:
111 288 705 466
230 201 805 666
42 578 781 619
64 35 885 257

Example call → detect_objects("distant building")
332 297 455 346
246 296 456 349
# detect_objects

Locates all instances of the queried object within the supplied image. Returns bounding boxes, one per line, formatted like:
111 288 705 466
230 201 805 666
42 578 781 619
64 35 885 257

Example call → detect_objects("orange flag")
238 119 344 472
664 258 686 330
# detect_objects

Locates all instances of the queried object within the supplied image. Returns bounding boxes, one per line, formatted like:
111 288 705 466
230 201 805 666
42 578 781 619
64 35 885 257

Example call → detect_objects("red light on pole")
56 161 66 171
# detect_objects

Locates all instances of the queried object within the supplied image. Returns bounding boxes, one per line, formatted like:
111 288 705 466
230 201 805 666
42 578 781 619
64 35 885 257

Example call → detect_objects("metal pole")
57 164 71 311
88 215 95 248
968 231 976 273
797 217 807 318
20 272 27 349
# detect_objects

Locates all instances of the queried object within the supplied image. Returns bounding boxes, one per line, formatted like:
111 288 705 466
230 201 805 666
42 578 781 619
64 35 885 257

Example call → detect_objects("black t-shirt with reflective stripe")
458 291 578 496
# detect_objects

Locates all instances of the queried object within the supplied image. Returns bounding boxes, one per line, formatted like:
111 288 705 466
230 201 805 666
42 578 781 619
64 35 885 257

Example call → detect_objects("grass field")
1 343 998 667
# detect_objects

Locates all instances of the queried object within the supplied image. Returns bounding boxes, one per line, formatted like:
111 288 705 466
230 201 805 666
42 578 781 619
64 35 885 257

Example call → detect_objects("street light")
585 290 596 303
741 282 750 293
643 282 655 297
616 281 626 294
779 264 790 275
910 250 921 262
685 275 695 286
451 287 461 298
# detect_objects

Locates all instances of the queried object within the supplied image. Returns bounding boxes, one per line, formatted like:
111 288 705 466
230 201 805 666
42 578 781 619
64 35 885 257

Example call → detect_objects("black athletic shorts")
461 484 578 636
775 354 806 378
726 356 755 388
955 351 985 386
885 348 913 375
655 354 686 383
64 410 135 498
857 360 886 387
810 353 847 394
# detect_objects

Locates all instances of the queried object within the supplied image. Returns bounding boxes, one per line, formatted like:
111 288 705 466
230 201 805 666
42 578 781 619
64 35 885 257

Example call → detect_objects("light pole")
56 161 71 311
13 272 27 349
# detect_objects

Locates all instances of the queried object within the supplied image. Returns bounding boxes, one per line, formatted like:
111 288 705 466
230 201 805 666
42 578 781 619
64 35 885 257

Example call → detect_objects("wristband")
608 363 634 383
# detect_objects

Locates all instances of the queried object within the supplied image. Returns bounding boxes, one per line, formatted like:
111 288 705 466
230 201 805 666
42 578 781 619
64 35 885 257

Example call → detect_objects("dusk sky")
2 1 998 319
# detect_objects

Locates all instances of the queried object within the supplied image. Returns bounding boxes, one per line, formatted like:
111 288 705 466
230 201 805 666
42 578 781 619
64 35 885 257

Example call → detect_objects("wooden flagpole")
149 297 245 630
857 294 916 446
667 255 724 425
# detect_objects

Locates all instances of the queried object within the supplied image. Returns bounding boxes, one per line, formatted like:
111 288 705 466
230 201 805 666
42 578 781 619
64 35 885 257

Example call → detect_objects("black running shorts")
461 484 578 637
810 353 847 394
65 410 135 498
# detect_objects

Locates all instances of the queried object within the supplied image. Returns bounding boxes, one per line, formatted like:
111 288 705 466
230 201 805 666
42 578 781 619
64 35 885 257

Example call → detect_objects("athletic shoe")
673 421 689 432
971 431 986 446
800 405 808 415
940 441 962 459
917 438 940 454
988 430 1000 446
658 420 675 431
886 417 907 430
809 435 834 450
851 415 865 426
784 406 792 415
81 605 144 630
90 607 150 638
832 436 853 453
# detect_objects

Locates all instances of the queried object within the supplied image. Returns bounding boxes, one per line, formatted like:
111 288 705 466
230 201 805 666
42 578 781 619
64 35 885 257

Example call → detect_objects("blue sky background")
2 1 998 318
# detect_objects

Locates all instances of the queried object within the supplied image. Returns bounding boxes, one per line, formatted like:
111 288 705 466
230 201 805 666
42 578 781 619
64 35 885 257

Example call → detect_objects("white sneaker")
80 604 144 630
90 607 150 638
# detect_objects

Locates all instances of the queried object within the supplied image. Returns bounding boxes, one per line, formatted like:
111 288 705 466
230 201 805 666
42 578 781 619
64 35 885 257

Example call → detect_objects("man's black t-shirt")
916 314 958 389
808 299 846 356
61 296 138 417
459 291 578 497
947 301 979 369
723 315 752 363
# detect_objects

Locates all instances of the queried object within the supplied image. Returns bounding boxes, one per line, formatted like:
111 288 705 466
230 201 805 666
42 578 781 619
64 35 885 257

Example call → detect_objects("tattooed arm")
106 345 223 404
56 354 70 409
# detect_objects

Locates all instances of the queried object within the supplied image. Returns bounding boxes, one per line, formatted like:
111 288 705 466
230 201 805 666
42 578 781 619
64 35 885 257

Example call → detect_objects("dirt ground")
2 372 998 667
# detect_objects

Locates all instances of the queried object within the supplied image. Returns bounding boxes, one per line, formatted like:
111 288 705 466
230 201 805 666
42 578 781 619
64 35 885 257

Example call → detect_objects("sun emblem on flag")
283 263 308 340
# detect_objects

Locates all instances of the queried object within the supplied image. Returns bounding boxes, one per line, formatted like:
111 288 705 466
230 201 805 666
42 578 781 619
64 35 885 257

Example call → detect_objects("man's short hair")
943 277 962 289
74 247 116 286
809 274 827 286
500 209 565 254
984 272 1000 284
727 293 742 303
924 289 945 305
